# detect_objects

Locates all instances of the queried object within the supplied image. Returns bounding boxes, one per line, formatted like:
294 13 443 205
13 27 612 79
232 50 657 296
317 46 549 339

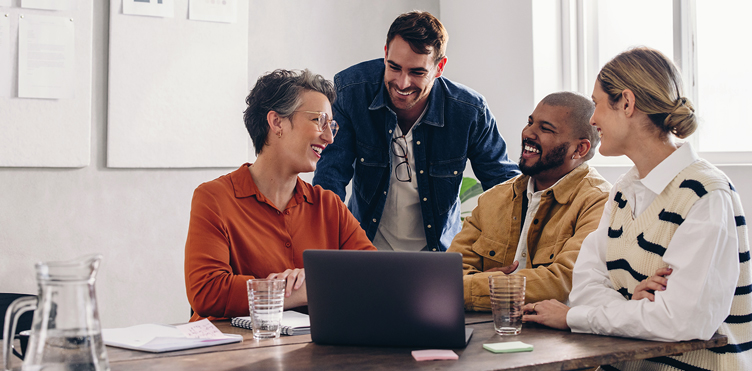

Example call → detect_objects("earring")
277 130 282 138
571 153 576 160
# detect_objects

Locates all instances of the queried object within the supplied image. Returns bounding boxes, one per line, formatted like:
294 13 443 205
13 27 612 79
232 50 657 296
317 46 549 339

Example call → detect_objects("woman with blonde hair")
524 47 751 370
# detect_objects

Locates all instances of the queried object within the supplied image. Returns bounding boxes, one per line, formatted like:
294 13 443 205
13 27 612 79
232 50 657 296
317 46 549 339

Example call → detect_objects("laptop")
303 250 473 348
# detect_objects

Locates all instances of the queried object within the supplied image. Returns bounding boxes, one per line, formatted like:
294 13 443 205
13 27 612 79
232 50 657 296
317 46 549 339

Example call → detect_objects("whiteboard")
107 0 249 168
0 2 92 167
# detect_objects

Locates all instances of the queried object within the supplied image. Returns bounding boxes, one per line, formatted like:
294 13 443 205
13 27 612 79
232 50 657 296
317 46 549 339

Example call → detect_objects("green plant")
459 177 483 220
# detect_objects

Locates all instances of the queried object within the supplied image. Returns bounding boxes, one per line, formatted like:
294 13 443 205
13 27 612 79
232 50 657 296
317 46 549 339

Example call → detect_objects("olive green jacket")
448 163 611 311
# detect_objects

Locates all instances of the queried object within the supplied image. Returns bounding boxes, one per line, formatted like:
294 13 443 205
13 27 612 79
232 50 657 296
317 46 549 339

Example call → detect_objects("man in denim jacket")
313 11 519 252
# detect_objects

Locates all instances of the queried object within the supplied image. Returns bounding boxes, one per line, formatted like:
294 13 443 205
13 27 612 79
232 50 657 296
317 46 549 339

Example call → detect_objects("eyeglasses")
294 111 339 138
391 135 412 182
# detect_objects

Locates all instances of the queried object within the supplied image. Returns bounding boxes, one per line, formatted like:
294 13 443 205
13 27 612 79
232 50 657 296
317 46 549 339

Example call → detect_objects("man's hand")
632 267 672 301
267 268 305 297
522 299 571 330
485 260 519 274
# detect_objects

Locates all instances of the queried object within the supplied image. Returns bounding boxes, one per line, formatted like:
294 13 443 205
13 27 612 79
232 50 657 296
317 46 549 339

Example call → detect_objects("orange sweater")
185 164 375 321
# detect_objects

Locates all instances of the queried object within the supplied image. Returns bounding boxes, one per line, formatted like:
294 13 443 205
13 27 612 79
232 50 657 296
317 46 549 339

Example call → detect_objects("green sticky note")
483 341 534 353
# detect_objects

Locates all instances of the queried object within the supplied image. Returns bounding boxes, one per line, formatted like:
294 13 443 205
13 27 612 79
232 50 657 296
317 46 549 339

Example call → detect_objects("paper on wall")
123 0 174 18
189 0 236 23
18 14 75 99
0 14 10 98
21 0 77 10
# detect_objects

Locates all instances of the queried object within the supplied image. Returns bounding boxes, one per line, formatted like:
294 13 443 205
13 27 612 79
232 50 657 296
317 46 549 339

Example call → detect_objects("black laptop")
303 250 473 348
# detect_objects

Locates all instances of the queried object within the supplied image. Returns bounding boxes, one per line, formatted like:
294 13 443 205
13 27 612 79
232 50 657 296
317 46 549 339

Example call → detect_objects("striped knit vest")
603 159 752 371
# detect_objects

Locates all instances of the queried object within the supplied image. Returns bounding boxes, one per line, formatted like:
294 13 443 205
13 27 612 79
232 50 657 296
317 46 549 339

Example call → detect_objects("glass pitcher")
3 254 110 371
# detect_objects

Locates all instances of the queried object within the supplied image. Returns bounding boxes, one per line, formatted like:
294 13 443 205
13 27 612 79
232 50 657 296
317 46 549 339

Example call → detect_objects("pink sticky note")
411 349 459 361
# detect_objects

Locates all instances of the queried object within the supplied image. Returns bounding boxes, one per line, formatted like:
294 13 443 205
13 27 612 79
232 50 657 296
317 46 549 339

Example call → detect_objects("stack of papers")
103 319 242 353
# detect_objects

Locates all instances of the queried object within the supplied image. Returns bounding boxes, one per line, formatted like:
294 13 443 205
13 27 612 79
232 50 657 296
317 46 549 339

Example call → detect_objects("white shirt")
373 118 427 252
567 143 739 341
513 177 563 273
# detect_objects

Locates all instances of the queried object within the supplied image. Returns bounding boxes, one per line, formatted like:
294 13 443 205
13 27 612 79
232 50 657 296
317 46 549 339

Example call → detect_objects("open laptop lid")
304 250 471 349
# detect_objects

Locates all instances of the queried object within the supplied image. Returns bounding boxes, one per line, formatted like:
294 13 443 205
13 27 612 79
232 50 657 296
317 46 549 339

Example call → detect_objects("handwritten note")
175 319 228 339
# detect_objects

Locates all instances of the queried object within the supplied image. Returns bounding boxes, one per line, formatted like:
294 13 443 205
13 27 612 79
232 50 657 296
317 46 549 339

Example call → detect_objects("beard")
519 141 570 176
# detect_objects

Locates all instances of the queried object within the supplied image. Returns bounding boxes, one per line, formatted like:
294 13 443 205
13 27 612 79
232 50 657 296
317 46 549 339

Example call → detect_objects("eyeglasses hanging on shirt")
391 135 412 182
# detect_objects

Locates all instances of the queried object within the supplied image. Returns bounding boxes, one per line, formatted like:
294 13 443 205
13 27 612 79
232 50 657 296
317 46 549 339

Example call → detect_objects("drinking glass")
247 279 285 339
489 275 526 335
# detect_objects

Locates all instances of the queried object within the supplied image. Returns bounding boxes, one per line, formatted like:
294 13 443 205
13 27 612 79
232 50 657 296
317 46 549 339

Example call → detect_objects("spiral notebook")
231 311 310 336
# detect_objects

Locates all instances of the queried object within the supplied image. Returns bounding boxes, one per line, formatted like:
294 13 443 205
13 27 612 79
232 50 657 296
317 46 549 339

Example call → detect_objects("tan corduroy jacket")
448 163 611 311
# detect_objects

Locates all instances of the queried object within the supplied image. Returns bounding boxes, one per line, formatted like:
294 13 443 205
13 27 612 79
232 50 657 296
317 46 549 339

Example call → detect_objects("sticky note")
411 349 459 361
483 341 534 353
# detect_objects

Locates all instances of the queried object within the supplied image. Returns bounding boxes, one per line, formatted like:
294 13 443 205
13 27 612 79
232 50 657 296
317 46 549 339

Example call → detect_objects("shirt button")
419 170 424 174
384 191 387 195
453 171 458 175
549 254 554 259
388 130 392 134
513 216 517 220
277 211 280 215
432 248 437 251
522 252 527 257
416 141 421 145
285 242 291 247
361 158 364 162
427 224 432 229
373 218 377 223
423 197 427 202
489 251 496 257
285 210 290 215
533 219 539 224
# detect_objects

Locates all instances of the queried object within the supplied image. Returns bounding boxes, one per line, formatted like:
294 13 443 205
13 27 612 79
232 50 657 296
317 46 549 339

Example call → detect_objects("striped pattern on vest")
604 159 752 371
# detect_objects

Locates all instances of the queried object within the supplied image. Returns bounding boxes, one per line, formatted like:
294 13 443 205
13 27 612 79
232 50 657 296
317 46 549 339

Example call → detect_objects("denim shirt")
313 59 520 251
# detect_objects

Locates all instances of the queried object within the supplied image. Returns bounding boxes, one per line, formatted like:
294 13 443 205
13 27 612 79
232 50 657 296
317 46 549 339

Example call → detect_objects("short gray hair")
244 69 336 155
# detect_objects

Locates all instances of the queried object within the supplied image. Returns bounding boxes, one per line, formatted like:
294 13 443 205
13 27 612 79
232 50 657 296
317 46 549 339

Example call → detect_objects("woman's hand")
522 299 571 330
267 268 305 297
632 267 672 301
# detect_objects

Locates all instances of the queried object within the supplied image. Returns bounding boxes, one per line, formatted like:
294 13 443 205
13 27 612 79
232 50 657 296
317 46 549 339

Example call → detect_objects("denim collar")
368 78 445 128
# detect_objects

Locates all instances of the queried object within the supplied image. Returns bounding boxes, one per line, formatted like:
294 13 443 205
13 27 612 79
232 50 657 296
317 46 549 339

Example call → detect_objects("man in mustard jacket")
448 91 611 311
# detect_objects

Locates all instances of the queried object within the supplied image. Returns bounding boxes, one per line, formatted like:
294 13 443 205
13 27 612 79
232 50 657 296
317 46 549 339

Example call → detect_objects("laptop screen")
304 250 470 348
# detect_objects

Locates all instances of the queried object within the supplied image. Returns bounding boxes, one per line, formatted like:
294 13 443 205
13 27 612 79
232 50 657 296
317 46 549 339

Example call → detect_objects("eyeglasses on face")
391 135 412 182
294 111 339 138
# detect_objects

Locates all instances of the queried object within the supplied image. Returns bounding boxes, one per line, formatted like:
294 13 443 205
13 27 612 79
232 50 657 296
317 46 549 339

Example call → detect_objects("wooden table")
98 313 726 371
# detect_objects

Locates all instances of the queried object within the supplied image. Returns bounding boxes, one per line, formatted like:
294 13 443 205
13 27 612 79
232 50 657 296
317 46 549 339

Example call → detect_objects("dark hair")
540 91 599 161
243 69 335 155
598 47 696 139
386 10 448 64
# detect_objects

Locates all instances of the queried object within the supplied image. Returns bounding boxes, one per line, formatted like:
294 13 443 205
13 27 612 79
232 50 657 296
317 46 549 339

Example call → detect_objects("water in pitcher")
23 328 108 371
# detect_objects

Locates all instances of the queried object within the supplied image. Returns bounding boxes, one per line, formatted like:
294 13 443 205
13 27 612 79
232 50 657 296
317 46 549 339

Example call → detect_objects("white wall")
2 0 752 329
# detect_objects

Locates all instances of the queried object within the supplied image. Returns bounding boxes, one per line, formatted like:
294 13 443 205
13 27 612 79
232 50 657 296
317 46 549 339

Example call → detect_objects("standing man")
313 11 519 252
448 92 611 310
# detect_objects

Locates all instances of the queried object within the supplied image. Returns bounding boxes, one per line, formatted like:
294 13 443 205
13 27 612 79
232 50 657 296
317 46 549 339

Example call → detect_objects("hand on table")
522 299 570 330
632 267 672 301
485 260 519 274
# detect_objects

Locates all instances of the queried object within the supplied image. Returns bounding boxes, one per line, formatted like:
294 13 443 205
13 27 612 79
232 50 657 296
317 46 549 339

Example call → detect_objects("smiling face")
519 103 575 177
384 35 445 118
590 80 629 157
279 90 334 174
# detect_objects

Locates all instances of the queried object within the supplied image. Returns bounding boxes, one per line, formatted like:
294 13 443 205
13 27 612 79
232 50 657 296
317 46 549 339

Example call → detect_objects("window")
539 0 752 165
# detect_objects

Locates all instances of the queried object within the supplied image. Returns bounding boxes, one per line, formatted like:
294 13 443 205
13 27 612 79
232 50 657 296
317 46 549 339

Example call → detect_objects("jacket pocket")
429 157 466 215
471 234 509 270
353 142 387 205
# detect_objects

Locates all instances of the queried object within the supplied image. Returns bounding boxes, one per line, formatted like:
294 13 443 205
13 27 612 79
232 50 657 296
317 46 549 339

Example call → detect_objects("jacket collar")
513 163 593 205
368 61 445 128
229 163 314 205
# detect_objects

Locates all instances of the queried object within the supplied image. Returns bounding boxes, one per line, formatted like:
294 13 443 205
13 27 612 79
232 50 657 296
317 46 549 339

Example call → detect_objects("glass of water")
247 279 286 339
489 275 526 335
